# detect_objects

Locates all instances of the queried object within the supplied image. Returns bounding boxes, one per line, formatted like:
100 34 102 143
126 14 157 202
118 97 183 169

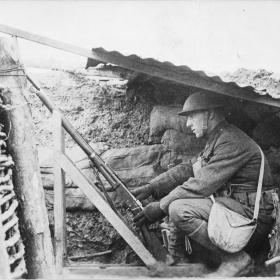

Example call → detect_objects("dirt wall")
25 66 280 268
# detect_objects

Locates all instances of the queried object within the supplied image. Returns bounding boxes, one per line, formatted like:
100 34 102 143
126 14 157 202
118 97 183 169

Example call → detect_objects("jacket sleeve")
160 137 253 213
149 162 194 200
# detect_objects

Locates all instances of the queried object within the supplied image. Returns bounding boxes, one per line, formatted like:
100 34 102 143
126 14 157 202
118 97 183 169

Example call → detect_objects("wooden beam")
55 152 160 271
0 36 55 279
53 111 66 274
276 263 280 276
64 263 208 278
68 250 112 261
0 24 280 108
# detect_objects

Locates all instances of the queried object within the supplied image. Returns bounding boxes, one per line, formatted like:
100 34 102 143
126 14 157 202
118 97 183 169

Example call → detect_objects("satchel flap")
213 202 255 228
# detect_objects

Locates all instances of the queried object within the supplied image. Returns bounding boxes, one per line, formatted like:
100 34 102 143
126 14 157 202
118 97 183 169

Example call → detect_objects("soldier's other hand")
131 184 153 201
133 202 165 227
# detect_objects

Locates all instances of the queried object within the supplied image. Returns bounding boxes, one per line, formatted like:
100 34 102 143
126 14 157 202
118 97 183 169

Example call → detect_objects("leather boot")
206 250 253 277
188 221 253 277
162 222 190 265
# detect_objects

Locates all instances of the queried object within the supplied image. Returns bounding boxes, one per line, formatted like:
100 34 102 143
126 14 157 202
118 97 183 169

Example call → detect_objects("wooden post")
0 37 55 278
276 263 280 276
53 111 66 274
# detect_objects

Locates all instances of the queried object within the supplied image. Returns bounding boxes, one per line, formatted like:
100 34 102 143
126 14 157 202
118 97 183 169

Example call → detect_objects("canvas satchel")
207 147 265 253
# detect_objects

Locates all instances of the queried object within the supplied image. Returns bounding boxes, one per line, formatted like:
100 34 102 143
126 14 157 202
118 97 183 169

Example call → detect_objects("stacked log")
0 128 26 279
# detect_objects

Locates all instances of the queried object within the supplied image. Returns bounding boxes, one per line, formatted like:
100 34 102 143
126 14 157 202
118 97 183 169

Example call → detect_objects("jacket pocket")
247 190 274 214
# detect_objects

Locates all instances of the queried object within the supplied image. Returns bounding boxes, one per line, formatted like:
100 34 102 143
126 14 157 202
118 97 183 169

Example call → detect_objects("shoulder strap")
253 146 265 221
210 145 265 222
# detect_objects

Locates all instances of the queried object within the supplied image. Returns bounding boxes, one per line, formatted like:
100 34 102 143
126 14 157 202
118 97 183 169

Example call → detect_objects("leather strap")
253 146 265 221
210 145 265 222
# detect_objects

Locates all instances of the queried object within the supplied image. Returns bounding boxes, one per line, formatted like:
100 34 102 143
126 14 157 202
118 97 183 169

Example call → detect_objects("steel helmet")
178 91 225 116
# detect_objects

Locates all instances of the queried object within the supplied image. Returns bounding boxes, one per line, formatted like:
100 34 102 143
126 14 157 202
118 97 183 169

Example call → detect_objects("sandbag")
67 141 110 162
45 188 95 211
39 144 166 210
89 145 168 205
160 129 205 170
107 165 163 205
39 142 109 189
117 164 161 188
44 164 160 211
101 144 167 170
100 144 167 190
161 129 205 154
38 142 109 166
160 150 195 171
149 105 191 143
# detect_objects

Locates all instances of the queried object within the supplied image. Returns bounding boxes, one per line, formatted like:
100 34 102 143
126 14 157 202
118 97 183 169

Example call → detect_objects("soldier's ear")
208 109 215 120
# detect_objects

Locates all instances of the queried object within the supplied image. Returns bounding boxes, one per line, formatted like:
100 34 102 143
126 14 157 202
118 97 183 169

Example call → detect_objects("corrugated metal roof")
87 47 280 108
0 24 278 108
0 24 278 107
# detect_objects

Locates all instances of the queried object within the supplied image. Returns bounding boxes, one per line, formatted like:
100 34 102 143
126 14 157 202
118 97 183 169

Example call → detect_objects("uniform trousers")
167 197 273 260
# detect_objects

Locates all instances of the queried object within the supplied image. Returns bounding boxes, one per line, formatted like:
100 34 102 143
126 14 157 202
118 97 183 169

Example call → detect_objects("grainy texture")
26 66 280 275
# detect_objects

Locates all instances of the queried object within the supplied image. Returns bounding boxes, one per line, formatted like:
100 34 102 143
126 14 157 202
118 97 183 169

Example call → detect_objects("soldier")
132 91 276 277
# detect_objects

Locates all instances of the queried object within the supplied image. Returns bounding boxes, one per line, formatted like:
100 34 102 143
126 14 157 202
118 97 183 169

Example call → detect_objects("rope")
0 65 25 73
0 65 25 77
0 96 29 141
0 64 26 95
0 101 30 141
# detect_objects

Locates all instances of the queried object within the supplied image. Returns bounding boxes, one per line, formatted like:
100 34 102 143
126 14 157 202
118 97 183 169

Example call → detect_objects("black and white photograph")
0 1 280 278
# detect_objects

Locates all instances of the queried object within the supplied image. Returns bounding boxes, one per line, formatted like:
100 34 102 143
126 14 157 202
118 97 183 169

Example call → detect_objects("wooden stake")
53 111 66 274
68 250 112 260
0 37 55 278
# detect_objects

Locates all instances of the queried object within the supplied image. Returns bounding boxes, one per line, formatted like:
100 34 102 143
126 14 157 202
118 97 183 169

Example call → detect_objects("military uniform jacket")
156 121 274 223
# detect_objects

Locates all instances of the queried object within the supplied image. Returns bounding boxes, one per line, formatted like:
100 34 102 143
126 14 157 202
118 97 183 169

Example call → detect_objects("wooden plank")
56 152 159 271
276 263 280 276
0 24 280 108
265 256 280 267
53 111 66 274
63 263 208 278
68 250 112 261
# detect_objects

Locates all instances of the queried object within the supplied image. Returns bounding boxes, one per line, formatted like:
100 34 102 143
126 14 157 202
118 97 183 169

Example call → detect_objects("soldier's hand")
133 202 165 227
131 184 153 201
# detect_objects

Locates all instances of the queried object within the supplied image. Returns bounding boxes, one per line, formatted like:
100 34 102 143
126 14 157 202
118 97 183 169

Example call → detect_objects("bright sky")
1 1 280 74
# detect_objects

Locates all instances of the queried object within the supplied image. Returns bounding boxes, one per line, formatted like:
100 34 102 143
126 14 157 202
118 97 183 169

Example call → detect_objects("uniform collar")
206 120 228 144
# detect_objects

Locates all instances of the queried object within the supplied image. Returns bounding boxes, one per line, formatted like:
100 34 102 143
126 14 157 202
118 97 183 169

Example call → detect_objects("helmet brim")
177 108 205 116
177 110 190 116
178 105 224 117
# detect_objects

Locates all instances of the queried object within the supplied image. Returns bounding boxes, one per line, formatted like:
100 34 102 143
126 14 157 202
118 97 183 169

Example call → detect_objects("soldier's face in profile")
186 111 206 138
